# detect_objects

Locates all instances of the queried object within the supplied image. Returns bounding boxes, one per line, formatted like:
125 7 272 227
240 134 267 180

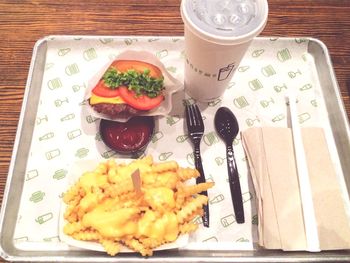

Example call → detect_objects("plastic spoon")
214 107 245 223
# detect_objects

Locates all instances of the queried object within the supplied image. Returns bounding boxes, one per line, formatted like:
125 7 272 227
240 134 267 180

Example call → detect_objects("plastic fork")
185 103 209 227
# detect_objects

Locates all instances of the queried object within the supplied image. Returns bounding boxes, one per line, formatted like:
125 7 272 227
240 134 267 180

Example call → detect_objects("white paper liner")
12 36 350 253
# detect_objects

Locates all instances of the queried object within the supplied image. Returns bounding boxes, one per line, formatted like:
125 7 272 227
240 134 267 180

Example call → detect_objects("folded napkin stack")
241 127 350 251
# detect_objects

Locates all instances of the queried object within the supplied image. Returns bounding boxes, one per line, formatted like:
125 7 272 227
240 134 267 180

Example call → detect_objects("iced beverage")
181 0 268 101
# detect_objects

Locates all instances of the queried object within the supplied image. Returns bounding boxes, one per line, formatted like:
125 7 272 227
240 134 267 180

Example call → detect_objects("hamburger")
89 60 165 118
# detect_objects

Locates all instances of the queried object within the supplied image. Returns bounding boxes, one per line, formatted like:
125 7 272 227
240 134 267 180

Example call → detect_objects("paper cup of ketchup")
99 116 155 155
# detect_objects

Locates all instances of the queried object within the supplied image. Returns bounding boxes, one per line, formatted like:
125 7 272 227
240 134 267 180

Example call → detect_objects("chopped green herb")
102 67 164 98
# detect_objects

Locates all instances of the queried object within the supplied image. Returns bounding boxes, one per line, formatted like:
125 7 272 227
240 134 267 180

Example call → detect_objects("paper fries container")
84 50 183 122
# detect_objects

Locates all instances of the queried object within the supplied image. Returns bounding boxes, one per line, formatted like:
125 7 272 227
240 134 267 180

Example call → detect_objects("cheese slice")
89 94 125 105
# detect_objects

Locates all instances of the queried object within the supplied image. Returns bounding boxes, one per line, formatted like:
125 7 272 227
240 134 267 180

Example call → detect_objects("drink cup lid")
181 0 268 45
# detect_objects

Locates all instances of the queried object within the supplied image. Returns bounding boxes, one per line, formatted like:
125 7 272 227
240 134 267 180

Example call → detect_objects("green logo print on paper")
311 99 317 107
152 131 164 143
288 69 302 79
233 96 249 109
176 134 188 143
47 78 62 90
236 237 249 242
124 38 138 45
26 169 39 181
72 83 86 93
58 48 71 56
227 81 235 89
277 48 292 62
29 191 45 203
246 117 260 127
252 49 264 58
300 83 312 91
44 236 60 242
46 149 60 160
83 48 97 61
159 152 173 161
14 236 29 242
203 236 218 242
95 132 102 142
86 115 98 124
156 49 168 59
79 99 88 106
76 148 89 158
274 83 288 93
53 169 67 180
203 132 219 146
192 214 202 225
238 66 250 72
45 63 54 71
272 113 285 123
67 129 82 140
166 116 180 126
99 38 113 44
298 112 311 123
210 194 225 204
208 98 221 107
55 97 69 107
261 65 276 77
242 192 252 203
221 214 236 227
101 150 116 159
36 115 48 125
248 79 263 91
187 153 194 166
215 156 225 166
39 132 54 141
65 63 79 76
35 212 53 224
295 38 307 44
233 138 240 146
260 97 275 108
148 38 160 42
61 113 75 122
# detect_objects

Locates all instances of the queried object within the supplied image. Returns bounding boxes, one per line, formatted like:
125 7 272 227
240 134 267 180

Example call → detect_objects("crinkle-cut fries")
63 156 214 256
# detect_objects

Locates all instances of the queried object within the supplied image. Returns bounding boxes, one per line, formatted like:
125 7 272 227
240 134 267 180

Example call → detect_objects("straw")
287 91 320 252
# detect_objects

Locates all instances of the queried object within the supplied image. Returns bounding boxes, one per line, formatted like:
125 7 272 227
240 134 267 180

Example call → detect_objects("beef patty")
91 102 143 117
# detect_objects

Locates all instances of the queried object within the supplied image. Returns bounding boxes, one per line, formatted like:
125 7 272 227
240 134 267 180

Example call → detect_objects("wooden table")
0 0 349 261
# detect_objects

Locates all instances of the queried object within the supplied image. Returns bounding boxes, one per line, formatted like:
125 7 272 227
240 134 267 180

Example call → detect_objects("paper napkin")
242 127 350 251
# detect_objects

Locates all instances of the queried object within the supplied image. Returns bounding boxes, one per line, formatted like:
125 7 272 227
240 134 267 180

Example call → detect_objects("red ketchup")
100 116 154 154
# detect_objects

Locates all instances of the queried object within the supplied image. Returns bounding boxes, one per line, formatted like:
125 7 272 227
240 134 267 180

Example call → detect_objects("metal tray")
1 36 350 262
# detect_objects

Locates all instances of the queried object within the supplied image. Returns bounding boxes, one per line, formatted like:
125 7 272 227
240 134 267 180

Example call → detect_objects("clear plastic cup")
181 0 268 101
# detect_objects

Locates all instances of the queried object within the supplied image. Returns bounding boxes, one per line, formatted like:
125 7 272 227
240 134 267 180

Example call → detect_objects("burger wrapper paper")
12 36 350 252
241 127 350 250
85 50 183 122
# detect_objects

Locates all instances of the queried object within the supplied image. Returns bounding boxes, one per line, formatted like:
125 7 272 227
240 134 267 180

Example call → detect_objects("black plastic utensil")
185 103 210 227
214 107 245 224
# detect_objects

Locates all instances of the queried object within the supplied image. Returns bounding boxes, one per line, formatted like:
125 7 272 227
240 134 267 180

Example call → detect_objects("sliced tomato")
91 80 120 98
118 86 164 111
110 60 162 79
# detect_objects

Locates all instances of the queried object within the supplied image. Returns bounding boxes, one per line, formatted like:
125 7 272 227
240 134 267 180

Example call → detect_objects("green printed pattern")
14 36 322 250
